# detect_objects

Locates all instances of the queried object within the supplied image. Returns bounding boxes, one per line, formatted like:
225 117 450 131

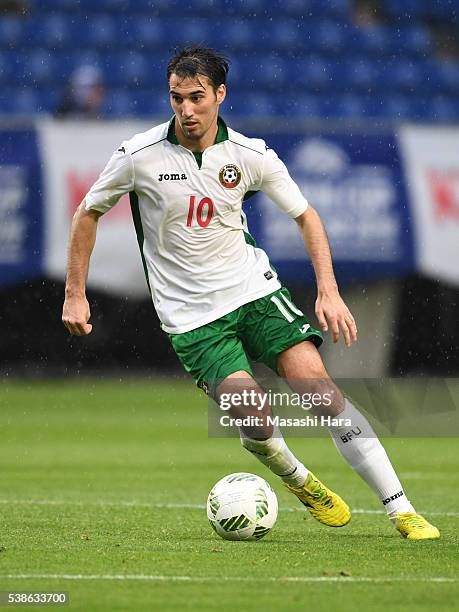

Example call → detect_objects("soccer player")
62 47 439 540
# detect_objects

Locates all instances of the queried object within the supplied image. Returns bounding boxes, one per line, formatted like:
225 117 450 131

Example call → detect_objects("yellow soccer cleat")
285 471 351 527
394 513 440 540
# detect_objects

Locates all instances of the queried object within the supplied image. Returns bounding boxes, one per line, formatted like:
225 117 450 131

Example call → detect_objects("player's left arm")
257 146 357 347
295 206 357 347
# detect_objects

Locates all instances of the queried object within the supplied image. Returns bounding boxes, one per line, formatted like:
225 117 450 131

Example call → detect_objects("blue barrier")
244 130 415 285
0 128 43 285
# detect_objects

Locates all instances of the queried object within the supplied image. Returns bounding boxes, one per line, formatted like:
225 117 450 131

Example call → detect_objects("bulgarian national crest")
219 164 242 189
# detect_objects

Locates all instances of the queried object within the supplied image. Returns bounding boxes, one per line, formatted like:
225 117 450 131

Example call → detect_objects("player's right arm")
62 141 134 336
62 201 102 336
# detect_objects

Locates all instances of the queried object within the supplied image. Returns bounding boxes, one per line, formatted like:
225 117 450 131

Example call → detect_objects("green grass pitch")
0 379 458 611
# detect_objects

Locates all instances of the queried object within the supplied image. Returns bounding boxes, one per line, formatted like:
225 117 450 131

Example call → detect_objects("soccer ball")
207 472 278 541
223 167 238 183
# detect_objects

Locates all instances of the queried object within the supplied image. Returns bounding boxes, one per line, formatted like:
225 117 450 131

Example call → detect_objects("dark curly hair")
167 46 229 91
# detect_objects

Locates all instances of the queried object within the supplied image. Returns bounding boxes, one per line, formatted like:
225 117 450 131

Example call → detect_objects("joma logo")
382 490 404 505
158 173 187 182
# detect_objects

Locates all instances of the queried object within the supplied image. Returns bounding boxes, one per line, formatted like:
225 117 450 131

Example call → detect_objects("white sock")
328 399 415 519
240 427 309 488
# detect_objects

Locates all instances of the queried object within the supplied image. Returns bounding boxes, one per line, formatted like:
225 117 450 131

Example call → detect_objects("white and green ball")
207 473 278 541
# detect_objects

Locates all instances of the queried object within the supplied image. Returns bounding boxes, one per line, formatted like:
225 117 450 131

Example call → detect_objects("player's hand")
62 295 93 336
315 286 357 347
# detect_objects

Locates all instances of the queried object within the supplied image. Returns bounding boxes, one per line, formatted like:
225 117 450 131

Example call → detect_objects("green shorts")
169 287 323 394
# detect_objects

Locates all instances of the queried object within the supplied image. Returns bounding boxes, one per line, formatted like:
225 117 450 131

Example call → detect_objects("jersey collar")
166 116 229 148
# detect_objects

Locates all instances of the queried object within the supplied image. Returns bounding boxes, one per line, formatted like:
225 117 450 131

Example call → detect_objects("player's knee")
308 378 344 416
239 421 274 441
288 376 344 416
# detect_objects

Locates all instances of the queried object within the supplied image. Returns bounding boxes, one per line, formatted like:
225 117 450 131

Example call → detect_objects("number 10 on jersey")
186 195 214 227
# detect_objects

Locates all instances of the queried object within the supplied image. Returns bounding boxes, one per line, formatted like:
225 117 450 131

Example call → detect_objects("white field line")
0 574 457 584
399 472 433 479
0 499 457 517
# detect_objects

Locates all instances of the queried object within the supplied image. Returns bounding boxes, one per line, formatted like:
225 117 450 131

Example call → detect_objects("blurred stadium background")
0 0 458 379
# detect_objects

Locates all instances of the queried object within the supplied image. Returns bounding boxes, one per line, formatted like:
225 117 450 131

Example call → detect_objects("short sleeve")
259 147 308 218
85 143 134 214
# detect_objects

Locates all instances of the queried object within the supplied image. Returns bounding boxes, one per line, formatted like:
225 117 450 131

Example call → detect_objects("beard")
181 123 203 140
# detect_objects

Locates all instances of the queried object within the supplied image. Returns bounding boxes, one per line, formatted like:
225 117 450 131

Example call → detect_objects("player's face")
169 74 226 142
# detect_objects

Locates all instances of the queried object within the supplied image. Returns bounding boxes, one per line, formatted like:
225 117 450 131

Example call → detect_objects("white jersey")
85 117 308 334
